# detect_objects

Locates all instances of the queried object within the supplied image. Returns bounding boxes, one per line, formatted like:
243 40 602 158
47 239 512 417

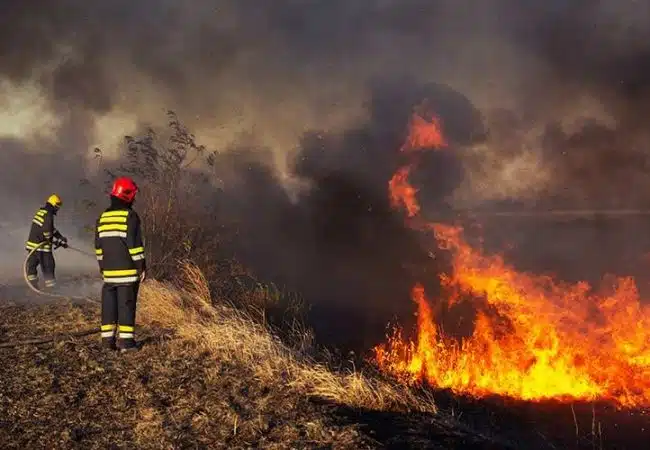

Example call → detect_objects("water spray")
0 242 103 348
65 245 96 258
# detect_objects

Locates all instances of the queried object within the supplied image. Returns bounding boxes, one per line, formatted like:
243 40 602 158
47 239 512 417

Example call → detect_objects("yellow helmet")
47 194 62 208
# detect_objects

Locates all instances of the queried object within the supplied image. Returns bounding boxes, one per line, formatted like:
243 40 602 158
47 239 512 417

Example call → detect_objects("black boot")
101 337 117 350
117 338 139 353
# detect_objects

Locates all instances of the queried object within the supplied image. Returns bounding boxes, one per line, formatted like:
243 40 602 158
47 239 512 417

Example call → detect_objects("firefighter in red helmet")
94 176 146 351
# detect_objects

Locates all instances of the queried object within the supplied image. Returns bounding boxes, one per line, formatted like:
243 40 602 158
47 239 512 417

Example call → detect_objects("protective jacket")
94 197 146 284
25 203 64 253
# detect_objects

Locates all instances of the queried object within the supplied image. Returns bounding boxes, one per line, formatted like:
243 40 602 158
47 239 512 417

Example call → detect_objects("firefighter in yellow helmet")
25 194 68 289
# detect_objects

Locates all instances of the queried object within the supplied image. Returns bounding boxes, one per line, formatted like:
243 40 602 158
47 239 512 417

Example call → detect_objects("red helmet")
110 176 138 203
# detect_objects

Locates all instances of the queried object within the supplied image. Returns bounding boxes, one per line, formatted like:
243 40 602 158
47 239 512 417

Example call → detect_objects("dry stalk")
571 403 579 445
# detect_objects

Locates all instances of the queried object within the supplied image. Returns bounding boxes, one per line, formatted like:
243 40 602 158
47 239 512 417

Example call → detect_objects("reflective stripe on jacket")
94 206 146 284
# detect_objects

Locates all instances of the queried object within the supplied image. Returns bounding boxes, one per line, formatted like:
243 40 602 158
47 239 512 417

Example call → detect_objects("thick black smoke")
1 2 648 102
197 78 475 350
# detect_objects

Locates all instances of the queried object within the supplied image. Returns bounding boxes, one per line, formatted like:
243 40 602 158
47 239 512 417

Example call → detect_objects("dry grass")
0 295 373 449
139 263 438 415
6 264 630 448
1 264 515 449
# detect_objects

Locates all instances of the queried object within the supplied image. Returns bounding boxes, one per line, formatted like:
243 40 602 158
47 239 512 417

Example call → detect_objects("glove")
54 236 68 249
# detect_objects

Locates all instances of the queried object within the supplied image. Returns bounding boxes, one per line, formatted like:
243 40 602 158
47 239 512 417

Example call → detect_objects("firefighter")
94 176 146 351
25 194 68 289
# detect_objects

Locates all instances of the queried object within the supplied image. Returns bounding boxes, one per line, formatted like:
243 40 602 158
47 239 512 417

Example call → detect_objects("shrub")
85 111 306 333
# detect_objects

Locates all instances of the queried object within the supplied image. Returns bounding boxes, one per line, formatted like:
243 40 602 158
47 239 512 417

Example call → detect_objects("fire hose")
22 241 99 303
0 328 99 349
0 242 103 349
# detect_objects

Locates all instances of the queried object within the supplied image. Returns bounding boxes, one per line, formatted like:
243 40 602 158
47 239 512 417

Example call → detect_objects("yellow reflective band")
99 216 127 223
101 210 129 217
101 324 117 331
95 248 103 255
26 241 46 248
36 210 47 216
32 217 44 224
128 247 144 255
118 325 135 332
97 224 128 232
103 269 138 276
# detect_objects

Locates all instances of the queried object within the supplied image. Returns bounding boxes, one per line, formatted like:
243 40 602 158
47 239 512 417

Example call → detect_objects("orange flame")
389 166 420 217
388 112 447 217
376 109 650 408
399 112 447 152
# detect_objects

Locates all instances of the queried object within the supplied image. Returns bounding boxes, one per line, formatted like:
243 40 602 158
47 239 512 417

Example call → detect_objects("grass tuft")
139 262 438 414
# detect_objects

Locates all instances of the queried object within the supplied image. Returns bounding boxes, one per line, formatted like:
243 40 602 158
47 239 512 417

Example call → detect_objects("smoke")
1 1 649 201
3 0 650 344
0 106 98 283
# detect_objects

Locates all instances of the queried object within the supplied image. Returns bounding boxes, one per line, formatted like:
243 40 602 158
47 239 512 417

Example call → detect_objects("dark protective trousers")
101 282 140 349
25 251 56 288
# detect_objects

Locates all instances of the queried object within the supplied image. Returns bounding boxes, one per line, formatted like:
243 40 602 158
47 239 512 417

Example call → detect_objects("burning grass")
376 107 650 409
376 224 650 407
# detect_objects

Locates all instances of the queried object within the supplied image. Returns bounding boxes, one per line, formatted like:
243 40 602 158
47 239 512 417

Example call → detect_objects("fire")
399 112 446 152
389 166 420 217
388 112 447 217
374 110 650 408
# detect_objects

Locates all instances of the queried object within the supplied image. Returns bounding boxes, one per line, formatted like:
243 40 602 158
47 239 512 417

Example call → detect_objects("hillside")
0 265 518 450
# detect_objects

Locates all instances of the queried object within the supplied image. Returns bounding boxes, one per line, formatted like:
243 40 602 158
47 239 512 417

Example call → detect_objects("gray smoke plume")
2 1 650 202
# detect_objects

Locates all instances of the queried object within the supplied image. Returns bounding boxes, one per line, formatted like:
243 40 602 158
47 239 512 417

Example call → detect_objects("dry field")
0 264 515 450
